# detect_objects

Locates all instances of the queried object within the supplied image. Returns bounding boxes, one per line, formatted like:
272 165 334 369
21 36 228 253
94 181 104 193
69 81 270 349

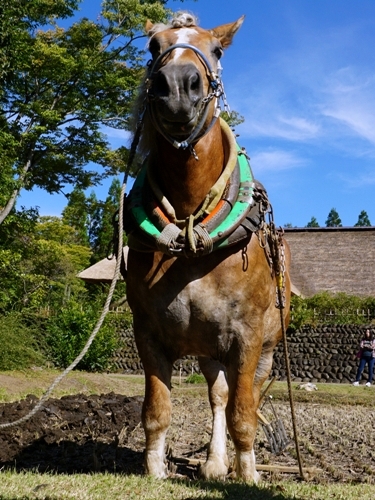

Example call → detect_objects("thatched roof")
78 228 375 298
284 227 375 297
77 247 128 283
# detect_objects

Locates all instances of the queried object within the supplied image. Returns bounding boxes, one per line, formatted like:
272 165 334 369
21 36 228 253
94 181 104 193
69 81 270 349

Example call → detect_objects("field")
0 370 374 499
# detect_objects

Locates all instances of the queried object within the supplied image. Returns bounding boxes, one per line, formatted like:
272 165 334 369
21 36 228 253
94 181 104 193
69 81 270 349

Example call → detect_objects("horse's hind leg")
138 345 172 478
198 357 229 480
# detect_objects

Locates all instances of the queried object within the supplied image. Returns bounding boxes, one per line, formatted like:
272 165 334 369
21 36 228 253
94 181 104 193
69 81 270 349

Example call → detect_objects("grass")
1 471 375 500
1 368 374 405
1 371 375 499
0 370 147 403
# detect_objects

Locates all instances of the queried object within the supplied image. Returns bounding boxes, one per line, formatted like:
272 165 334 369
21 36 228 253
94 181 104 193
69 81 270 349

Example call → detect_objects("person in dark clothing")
353 329 375 387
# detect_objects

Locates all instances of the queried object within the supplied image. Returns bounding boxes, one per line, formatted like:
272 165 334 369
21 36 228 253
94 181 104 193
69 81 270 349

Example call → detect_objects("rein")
145 43 226 158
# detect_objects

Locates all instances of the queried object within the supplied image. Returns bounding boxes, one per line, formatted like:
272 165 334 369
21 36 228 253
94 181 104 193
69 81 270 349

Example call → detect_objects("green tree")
325 208 342 227
0 0 79 84
91 178 122 262
306 216 320 228
354 210 371 227
0 0 169 224
45 300 120 371
220 110 245 129
62 187 90 246
0 213 91 312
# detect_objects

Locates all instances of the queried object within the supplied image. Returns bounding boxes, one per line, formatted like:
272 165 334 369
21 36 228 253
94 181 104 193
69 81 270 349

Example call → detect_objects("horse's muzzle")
149 62 204 123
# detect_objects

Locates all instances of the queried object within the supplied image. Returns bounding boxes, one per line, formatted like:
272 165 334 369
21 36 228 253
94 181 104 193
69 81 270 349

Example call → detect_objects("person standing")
353 329 375 387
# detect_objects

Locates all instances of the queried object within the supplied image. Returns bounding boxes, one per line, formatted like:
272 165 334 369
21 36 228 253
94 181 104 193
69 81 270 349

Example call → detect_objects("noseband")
145 43 226 157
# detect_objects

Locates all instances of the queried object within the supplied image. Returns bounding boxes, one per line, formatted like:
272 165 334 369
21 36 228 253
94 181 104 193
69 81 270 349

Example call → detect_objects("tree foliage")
0 313 45 370
0 0 169 224
325 208 342 227
354 210 371 227
306 216 319 228
91 178 123 262
220 110 245 129
0 210 91 312
62 187 90 246
45 300 120 372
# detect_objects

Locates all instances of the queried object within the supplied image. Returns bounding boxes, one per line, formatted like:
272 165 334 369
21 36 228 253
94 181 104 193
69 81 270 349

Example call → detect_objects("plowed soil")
0 375 374 484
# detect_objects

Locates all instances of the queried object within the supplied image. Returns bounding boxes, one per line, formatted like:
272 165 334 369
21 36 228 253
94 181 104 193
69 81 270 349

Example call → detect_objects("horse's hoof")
199 459 229 480
235 450 261 483
145 457 168 479
146 469 168 479
238 469 261 484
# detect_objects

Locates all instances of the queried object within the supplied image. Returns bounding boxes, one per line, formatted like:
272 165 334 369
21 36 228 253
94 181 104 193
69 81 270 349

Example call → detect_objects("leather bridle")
144 43 226 158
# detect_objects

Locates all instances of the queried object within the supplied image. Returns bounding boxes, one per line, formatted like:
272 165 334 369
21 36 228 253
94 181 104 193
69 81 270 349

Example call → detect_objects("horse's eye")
213 46 223 60
149 39 161 59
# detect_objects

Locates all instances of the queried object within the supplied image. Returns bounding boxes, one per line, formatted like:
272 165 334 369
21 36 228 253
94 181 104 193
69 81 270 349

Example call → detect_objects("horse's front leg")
226 349 262 483
138 342 173 478
198 357 229 480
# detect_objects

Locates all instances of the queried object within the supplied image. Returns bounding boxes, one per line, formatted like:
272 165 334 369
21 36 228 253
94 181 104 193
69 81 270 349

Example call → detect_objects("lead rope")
0 117 143 430
270 222 305 480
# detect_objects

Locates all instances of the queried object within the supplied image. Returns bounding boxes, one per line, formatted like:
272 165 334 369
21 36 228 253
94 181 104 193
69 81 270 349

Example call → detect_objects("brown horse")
125 12 291 482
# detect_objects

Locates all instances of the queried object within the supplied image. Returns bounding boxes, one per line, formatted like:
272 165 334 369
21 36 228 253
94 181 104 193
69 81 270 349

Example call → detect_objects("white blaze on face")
172 28 198 61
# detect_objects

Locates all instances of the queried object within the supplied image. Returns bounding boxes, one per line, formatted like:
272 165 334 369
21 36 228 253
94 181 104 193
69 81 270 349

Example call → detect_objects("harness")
120 42 275 262
123 120 271 258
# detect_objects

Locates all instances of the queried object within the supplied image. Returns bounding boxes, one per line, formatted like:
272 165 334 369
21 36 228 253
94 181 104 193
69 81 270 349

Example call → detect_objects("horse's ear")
145 20 154 35
209 15 245 48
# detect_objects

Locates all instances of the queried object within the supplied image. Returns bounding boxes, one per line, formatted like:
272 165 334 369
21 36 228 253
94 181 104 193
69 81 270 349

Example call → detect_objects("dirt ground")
0 373 374 484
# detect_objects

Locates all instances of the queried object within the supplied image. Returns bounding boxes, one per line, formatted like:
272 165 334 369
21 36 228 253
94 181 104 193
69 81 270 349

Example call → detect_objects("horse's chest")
128 250 250 335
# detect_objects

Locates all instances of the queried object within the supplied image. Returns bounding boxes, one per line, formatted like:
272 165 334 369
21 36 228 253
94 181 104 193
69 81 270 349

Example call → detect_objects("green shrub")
0 313 45 370
288 295 315 331
45 300 120 372
290 292 375 329
185 373 206 384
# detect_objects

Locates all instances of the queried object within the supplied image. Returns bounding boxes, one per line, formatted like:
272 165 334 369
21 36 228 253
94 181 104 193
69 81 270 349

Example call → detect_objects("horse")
124 11 291 482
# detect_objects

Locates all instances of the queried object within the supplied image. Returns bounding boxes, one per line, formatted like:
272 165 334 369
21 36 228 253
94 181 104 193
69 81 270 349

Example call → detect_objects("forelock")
147 11 199 37
170 12 198 28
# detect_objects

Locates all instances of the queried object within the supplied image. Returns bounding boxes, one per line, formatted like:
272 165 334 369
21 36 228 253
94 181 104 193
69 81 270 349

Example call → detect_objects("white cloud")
227 24 375 155
249 149 307 173
321 70 375 145
240 113 320 142
335 168 375 188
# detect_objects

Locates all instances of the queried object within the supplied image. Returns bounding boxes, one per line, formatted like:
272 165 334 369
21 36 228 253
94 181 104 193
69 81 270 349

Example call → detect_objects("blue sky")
19 0 375 227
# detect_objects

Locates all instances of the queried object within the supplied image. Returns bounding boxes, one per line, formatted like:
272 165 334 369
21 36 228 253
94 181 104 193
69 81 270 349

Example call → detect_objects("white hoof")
199 457 229 480
145 451 167 479
235 450 260 483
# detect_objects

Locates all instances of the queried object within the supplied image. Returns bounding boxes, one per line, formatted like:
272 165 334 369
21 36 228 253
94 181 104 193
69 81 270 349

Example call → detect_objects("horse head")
143 12 244 151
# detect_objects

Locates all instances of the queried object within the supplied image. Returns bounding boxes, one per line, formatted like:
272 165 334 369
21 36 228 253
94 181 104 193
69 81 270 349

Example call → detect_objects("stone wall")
272 325 365 383
113 325 369 384
112 327 202 375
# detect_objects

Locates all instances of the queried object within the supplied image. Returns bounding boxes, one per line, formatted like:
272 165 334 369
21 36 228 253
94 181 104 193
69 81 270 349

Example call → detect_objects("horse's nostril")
154 71 170 97
190 72 200 92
